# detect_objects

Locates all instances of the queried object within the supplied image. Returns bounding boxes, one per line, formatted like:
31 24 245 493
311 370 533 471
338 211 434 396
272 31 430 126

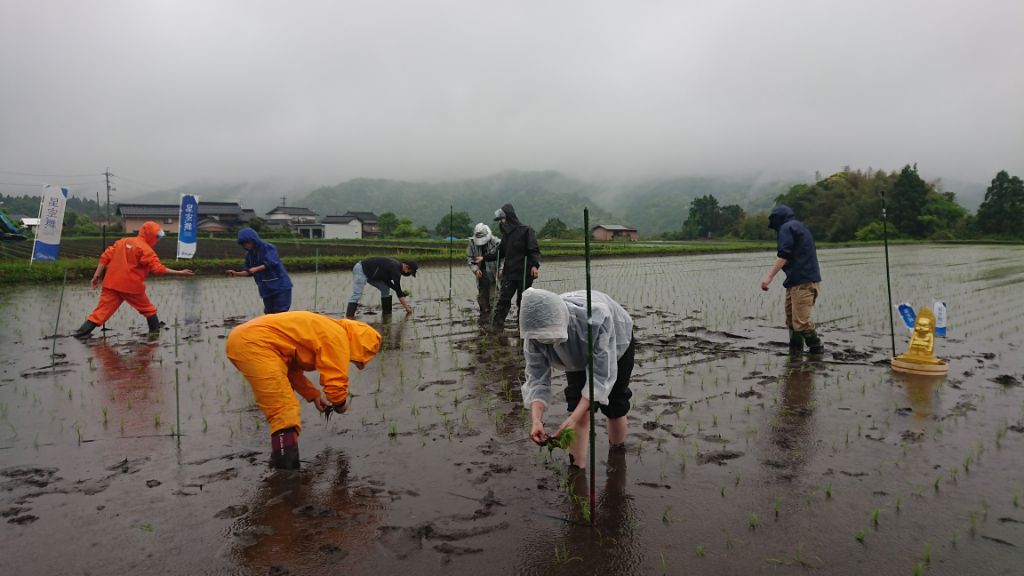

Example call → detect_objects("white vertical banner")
177 194 199 259
30 185 70 262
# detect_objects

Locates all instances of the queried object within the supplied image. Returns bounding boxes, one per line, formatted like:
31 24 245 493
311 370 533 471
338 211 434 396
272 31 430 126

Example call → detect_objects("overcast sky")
1 0 1021 196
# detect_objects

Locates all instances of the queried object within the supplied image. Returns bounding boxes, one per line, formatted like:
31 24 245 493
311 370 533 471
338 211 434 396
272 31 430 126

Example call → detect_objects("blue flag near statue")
30 185 69 262
177 194 198 259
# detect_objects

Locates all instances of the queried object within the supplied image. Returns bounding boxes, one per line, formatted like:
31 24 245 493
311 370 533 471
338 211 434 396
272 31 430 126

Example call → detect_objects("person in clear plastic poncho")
520 288 635 468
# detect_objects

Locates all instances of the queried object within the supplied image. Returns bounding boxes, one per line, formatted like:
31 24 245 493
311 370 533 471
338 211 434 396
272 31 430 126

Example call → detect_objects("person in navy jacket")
760 205 824 354
227 228 293 314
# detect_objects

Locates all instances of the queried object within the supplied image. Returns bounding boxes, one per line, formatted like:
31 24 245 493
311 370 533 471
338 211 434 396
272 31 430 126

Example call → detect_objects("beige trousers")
785 282 819 332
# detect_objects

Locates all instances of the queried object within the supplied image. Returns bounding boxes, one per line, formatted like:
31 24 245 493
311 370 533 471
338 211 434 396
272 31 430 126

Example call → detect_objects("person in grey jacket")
467 223 501 322
520 288 635 469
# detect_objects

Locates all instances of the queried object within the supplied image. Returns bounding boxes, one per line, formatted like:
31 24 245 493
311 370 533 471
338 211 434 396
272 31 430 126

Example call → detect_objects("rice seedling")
749 513 759 530
695 544 706 557
871 508 880 527
774 496 781 518
825 482 832 499
855 530 865 543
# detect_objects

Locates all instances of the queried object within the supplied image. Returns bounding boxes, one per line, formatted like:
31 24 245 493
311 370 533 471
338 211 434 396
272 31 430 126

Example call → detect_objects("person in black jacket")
760 205 824 354
492 203 541 330
346 257 417 319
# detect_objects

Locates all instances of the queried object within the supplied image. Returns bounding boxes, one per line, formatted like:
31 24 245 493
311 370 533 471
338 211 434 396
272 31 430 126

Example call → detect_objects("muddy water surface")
2 245 1023 575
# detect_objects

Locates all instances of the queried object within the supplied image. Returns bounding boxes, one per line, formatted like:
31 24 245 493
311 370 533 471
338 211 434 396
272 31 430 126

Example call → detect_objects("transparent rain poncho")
519 288 634 408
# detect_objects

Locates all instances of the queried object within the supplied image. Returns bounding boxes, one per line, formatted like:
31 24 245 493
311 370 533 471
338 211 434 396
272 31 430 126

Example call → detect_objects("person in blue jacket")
760 205 823 354
227 228 293 314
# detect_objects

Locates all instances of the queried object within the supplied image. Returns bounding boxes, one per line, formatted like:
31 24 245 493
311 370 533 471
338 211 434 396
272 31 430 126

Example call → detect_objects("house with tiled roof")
591 224 638 241
339 211 380 239
117 202 250 234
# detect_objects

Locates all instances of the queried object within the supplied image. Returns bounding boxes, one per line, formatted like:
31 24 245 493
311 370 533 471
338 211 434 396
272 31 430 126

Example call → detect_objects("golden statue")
892 307 948 374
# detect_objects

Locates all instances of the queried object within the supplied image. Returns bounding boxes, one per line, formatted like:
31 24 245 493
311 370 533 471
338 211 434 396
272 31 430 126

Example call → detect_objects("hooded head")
237 227 263 249
337 319 382 367
519 288 570 344
472 223 493 246
138 221 164 246
494 203 521 232
768 205 796 231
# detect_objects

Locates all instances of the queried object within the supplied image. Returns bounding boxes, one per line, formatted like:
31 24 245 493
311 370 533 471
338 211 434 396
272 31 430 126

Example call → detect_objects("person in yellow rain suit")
226 311 382 469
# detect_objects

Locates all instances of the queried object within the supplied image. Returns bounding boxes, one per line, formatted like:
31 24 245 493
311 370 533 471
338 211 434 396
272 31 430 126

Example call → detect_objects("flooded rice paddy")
1 244 1022 575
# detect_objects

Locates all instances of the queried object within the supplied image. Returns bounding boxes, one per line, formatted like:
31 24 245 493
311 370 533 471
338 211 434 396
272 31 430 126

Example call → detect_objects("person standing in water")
227 227 293 314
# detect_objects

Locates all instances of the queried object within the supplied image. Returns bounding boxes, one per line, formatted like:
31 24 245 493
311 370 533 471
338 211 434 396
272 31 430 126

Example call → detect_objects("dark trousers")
565 336 635 419
262 289 292 314
476 275 493 316
492 273 534 328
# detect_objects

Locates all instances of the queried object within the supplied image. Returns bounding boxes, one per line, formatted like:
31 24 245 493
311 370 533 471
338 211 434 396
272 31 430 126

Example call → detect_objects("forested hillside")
298 171 616 231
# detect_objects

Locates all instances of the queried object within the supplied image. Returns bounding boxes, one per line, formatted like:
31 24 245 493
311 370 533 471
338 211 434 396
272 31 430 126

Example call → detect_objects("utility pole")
280 195 287 207
103 168 114 247
96 191 101 253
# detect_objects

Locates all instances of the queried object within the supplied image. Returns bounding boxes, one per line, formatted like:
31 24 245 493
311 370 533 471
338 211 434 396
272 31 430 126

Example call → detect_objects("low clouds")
1 0 1021 192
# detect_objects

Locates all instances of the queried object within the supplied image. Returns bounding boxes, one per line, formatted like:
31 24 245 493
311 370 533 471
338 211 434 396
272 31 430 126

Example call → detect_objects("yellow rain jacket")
226 311 381 434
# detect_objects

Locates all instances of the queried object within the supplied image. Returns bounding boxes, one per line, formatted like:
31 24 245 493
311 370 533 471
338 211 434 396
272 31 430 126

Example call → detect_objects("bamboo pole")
880 190 896 358
174 317 181 447
584 207 595 525
449 205 454 302
51 268 68 358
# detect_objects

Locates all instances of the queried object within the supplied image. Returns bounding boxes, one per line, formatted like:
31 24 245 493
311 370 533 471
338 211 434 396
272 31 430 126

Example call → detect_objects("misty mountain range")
123 170 990 236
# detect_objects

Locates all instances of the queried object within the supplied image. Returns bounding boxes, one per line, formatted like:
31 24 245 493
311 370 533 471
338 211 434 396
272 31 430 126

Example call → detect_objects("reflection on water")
232 448 386 574
764 360 818 480
515 448 643 576
894 372 944 421
376 315 409 352
89 339 162 432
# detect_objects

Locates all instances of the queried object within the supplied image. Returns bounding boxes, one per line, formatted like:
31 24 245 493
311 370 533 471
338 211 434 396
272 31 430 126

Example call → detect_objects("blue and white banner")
897 303 916 331
176 194 198 259
30 185 69 262
933 301 947 337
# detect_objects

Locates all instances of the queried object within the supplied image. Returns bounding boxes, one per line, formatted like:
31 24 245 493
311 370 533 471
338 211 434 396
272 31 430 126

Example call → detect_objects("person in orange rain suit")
73 221 194 338
225 311 382 469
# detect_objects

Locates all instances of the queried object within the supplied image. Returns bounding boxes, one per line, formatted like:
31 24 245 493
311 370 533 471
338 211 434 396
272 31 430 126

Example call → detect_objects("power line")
0 169 100 178
0 180 105 187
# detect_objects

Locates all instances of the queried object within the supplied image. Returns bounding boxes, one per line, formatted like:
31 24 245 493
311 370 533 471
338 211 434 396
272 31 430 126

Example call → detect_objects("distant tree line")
664 166 1023 241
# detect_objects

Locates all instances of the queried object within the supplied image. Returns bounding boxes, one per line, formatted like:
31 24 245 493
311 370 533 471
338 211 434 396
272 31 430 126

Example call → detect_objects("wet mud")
2 244 1023 575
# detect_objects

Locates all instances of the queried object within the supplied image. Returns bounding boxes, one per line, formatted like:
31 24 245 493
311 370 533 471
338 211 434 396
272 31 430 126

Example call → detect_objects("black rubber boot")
146 314 161 334
270 428 300 470
803 330 824 355
345 302 358 319
381 296 393 316
788 329 805 353
73 320 97 339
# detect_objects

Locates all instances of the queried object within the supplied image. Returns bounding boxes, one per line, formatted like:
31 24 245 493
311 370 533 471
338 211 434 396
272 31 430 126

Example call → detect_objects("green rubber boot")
803 330 824 355
788 329 804 353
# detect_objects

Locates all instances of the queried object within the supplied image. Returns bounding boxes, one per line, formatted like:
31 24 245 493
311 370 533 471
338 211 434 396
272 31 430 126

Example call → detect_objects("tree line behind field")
668 166 1024 242
3 166 1021 243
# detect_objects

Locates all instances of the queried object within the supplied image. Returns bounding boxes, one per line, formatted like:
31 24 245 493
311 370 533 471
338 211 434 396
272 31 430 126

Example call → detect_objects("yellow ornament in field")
891 307 948 375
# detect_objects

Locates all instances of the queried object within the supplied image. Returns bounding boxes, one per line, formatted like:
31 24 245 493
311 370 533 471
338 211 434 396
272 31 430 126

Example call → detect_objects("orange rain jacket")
226 312 382 433
100 221 167 294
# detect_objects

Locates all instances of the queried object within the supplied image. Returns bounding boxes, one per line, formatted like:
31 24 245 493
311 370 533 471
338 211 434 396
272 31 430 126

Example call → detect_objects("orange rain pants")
87 288 158 325
225 311 381 435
